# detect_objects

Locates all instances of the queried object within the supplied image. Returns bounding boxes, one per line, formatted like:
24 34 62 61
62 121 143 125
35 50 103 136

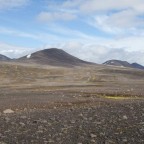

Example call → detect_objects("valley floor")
0 62 144 144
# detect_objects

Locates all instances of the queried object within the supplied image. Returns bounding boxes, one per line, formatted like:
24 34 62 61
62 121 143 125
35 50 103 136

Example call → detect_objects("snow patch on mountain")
27 54 31 59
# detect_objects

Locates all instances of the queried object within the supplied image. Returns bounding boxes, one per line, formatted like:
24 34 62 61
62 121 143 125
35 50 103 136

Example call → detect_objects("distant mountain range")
16 48 94 67
103 60 144 70
131 63 144 69
0 54 10 61
0 48 144 69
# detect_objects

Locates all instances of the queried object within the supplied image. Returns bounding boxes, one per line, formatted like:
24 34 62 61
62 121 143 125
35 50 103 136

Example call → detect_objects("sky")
1 0 144 64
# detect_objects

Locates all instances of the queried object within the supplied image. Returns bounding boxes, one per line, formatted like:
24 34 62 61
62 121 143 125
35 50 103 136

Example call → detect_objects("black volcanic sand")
0 93 144 144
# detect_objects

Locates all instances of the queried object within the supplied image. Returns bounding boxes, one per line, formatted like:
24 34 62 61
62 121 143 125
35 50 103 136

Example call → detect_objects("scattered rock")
37 130 43 133
123 115 128 120
41 119 47 124
38 125 43 130
0 142 7 144
4 117 10 122
3 109 14 114
122 137 127 142
90 133 97 138
70 120 75 124
20 115 27 119
19 122 25 127
24 108 27 111
32 120 38 124
91 139 96 143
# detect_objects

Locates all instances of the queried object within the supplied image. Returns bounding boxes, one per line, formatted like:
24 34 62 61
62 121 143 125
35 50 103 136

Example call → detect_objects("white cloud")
0 0 28 10
45 25 144 53
79 0 144 13
51 0 144 35
0 27 38 39
87 9 144 35
0 26 71 44
107 36 144 52
37 23 144 57
106 10 139 28
59 41 144 65
62 0 83 8
37 11 76 22
0 42 36 58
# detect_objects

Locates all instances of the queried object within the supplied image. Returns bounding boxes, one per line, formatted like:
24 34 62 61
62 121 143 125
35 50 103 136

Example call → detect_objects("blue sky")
1 0 144 64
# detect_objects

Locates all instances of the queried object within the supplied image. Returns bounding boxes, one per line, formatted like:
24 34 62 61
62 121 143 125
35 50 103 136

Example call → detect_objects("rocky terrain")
0 61 144 143
1 100 144 144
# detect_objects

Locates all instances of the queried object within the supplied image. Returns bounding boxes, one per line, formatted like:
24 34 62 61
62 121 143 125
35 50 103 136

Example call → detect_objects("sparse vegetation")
0 61 144 143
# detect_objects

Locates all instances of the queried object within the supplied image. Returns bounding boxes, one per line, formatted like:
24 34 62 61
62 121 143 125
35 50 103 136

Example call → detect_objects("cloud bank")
0 0 28 10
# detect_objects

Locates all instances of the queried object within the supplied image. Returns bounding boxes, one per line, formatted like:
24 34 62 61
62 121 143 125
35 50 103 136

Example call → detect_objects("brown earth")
0 61 144 144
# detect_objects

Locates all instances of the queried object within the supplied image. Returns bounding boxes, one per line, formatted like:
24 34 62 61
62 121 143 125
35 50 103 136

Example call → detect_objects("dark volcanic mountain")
0 54 10 61
103 60 144 70
17 48 94 67
131 63 144 69
103 60 132 67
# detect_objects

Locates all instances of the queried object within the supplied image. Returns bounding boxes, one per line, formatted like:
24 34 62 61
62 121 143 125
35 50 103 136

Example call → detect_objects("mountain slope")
131 63 144 69
103 60 132 67
0 54 10 61
103 60 144 70
17 48 94 67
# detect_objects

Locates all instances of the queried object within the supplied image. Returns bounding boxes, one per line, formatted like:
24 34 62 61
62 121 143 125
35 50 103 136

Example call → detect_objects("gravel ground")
0 98 144 144
0 62 144 143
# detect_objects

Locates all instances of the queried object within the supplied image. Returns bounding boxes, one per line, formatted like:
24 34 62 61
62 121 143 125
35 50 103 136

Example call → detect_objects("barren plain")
0 61 144 144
